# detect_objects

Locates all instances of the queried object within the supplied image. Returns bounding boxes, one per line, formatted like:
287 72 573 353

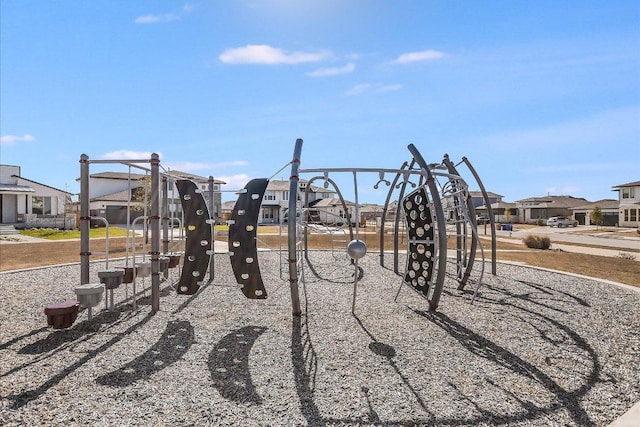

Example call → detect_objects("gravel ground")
0 250 638 426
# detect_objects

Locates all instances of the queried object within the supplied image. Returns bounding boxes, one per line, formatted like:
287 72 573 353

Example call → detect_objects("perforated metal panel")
402 186 435 298
228 178 269 299
176 179 212 295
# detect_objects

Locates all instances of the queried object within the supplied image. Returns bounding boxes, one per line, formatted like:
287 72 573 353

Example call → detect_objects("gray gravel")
1 251 638 426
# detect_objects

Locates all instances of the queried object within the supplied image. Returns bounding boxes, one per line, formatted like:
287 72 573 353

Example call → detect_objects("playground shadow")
208 325 267 404
96 320 194 387
6 312 154 409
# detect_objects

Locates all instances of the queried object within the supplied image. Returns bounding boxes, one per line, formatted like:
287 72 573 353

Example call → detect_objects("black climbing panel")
176 179 212 295
403 186 436 298
228 178 269 299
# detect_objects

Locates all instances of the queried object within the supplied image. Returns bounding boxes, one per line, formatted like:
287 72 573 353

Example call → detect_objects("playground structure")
282 139 497 315
47 141 496 328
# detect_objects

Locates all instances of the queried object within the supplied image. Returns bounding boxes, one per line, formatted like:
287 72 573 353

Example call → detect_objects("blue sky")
1 1 639 205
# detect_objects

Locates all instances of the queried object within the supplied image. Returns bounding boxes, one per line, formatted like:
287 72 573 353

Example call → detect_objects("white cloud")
545 185 581 196
164 161 212 172
164 160 250 172
306 63 355 77
134 3 193 24
100 150 161 160
219 45 331 65
379 84 402 92
346 83 372 96
388 49 445 65
213 160 250 168
135 13 180 24
345 83 402 96
0 134 35 146
216 173 253 192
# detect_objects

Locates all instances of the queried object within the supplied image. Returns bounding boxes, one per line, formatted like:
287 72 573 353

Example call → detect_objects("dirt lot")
1 230 639 288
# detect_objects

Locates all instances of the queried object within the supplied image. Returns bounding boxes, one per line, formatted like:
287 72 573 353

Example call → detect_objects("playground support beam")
288 139 303 316
150 153 161 313
80 154 90 284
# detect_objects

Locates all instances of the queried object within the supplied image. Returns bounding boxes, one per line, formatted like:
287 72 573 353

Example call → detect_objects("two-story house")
83 170 225 225
259 179 337 224
613 181 640 228
0 164 74 229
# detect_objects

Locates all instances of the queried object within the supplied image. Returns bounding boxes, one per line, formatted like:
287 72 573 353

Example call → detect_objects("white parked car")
546 216 578 227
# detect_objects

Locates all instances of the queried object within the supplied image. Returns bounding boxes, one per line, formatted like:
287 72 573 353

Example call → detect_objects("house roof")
469 191 503 199
515 195 589 208
90 187 141 202
13 175 72 194
0 183 36 193
313 197 355 207
87 170 226 185
571 199 619 210
89 171 147 181
612 180 640 189
476 201 517 210
165 170 226 185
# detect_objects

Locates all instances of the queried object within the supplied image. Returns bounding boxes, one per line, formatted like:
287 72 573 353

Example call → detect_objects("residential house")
0 164 74 229
612 181 640 228
258 179 336 224
476 201 519 223
515 195 588 224
468 191 503 208
83 170 225 225
571 199 619 226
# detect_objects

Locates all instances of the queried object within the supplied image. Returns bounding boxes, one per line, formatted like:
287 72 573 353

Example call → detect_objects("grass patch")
20 227 130 240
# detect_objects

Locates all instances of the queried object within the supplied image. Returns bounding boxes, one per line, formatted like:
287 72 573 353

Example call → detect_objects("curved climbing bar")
407 144 447 311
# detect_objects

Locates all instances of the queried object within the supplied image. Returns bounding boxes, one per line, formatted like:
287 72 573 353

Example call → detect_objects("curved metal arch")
379 161 409 269
303 175 354 259
442 154 479 289
392 159 417 275
407 144 448 311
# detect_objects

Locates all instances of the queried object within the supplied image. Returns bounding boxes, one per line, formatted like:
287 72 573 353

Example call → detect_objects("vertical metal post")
162 176 169 255
80 154 90 285
208 175 215 282
150 153 161 313
288 139 303 316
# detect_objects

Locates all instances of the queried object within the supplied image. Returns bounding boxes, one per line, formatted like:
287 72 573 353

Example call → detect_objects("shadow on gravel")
6 312 154 409
413 299 600 427
18 310 123 355
303 253 359 285
96 320 194 387
208 325 267 404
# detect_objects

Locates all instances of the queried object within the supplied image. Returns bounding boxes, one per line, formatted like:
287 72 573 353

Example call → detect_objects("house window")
622 188 635 199
32 196 52 215
282 191 289 201
264 191 276 201
631 209 638 222
262 208 274 220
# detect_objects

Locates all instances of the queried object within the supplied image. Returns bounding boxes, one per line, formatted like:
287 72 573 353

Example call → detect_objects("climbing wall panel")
228 178 269 299
176 179 212 295
402 185 436 299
